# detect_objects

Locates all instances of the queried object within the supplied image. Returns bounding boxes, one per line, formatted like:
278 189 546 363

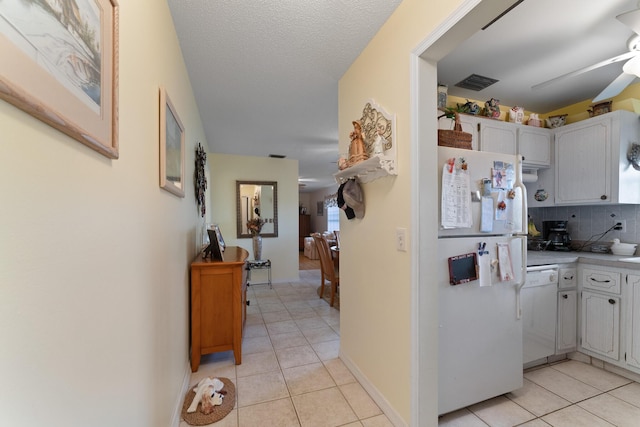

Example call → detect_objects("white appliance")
438 147 527 416
523 265 558 365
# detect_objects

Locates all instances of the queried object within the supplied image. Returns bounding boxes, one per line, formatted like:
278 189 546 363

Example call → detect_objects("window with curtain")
325 192 339 232
326 206 340 233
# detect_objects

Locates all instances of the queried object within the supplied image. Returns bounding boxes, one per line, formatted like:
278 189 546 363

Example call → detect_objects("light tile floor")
439 359 640 427
180 269 394 427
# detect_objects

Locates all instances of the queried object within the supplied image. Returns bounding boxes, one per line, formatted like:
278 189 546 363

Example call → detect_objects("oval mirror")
236 180 278 238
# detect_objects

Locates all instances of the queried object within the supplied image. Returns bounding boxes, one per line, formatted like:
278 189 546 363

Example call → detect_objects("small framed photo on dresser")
204 229 224 261
212 224 226 251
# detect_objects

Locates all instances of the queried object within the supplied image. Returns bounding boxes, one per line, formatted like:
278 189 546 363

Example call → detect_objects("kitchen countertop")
527 250 640 270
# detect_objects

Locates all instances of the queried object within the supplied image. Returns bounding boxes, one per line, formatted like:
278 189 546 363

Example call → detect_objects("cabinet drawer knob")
601 195 607 200
562 294 568 299
246 300 251 306
590 278 610 283
609 299 616 305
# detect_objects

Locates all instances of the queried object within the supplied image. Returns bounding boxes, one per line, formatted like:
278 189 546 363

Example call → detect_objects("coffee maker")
542 220 572 251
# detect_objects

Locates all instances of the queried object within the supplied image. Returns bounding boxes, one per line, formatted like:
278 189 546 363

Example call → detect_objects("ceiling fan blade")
617 9 640 35
592 72 637 102
532 51 637 91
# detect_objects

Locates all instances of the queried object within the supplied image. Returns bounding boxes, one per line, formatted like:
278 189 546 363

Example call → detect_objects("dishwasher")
523 265 558 364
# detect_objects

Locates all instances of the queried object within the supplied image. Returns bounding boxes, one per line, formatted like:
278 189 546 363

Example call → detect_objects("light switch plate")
396 227 407 252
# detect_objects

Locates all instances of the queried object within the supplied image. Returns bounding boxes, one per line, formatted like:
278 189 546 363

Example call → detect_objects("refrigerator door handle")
515 154 528 234
515 236 527 320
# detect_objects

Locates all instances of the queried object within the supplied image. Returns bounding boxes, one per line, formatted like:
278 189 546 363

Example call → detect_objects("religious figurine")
348 120 369 166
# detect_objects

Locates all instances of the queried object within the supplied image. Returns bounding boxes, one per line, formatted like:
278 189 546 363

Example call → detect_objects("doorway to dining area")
299 251 320 270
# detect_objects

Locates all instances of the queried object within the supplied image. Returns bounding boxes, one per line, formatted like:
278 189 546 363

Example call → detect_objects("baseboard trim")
170 361 193 427
339 351 407 427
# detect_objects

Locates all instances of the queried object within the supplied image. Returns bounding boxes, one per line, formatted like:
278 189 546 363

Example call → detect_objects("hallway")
180 269 393 426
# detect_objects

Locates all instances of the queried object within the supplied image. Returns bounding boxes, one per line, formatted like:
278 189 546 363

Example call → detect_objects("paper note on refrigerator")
441 161 472 228
497 242 514 282
480 197 493 232
478 247 491 287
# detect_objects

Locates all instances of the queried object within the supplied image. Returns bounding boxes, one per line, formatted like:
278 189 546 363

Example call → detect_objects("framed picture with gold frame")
159 87 185 197
0 0 119 159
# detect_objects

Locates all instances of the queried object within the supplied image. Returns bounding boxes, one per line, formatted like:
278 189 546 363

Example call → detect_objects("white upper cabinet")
518 126 551 167
554 110 640 205
449 115 552 168
478 120 518 155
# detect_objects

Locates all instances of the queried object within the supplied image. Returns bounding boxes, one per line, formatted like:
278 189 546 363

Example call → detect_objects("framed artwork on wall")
317 201 324 216
159 87 185 197
0 0 119 159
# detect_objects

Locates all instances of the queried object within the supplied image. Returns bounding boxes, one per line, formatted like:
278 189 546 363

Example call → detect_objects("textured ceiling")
167 0 402 192
438 0 640 113
168 0 640 193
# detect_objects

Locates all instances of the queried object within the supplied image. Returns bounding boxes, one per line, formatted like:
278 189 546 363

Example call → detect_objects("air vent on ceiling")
454 74 499 91
269 154 286 158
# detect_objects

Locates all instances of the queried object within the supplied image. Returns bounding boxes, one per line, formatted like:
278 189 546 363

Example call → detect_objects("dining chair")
312 233 340 307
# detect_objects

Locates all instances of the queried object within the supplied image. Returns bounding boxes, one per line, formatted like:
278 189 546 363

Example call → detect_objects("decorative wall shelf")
334 99 397 185
334 155 397 184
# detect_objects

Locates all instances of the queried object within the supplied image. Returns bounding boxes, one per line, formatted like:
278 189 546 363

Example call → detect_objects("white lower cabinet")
627 274 640 370
570 264 640 376
557 290 577 353
581 290 620 360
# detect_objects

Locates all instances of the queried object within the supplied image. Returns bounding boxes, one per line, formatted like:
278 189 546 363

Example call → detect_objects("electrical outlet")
613 220 627 232
396 227 407 252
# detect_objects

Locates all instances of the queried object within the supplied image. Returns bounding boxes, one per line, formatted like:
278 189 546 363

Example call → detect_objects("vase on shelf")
252 234 262 260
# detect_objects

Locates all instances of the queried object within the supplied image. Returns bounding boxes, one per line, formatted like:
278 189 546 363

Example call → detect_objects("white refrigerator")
437 146 527 415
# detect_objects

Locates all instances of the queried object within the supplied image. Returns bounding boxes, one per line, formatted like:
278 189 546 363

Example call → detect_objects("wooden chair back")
312 233 339 307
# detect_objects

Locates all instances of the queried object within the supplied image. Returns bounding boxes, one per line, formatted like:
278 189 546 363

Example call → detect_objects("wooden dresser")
190 246 249 372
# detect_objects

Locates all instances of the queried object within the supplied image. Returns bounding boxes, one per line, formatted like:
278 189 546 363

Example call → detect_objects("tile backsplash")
529 205 640 246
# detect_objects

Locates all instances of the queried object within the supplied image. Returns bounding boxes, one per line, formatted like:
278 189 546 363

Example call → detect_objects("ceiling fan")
533 6 640 102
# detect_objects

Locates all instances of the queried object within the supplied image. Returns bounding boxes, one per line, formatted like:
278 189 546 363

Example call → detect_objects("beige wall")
0 1 206 426
338 0 467 425
209 153 299 281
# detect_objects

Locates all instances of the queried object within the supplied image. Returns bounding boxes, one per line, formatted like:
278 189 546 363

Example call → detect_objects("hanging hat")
337 182 356 219
343 179 364 219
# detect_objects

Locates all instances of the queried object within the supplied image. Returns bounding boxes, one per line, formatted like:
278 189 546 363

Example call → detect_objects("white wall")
0 1 206 426
209 153 299 281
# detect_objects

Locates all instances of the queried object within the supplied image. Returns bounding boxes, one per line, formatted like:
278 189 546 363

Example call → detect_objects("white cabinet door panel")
554 117 611 204
557 290 577 353
581 291 620 360
627 274 640 370
519 127 551 167
479 121 517 154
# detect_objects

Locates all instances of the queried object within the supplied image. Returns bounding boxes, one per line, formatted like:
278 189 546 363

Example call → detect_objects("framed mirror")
236 181 278 238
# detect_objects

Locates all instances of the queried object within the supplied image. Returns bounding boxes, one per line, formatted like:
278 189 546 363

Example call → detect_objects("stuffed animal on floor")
187 377 224 414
